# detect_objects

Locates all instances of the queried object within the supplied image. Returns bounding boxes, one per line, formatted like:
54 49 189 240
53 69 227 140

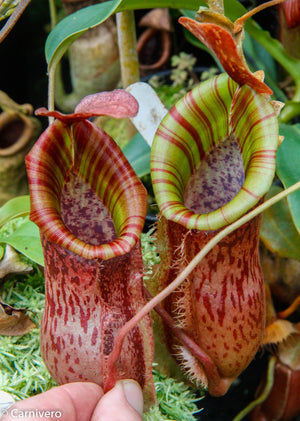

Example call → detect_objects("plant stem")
116 10 140 88
116 10 139 138
232 356 276 421
234 0 286 33
104 180 300 391
47 67 55 122
48 0 57 30
46 0 58 122
277 294 300 319
143 288 226 393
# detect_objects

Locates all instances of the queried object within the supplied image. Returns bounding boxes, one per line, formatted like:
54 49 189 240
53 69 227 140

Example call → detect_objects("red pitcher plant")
141 5 286 396
25 90 156 408
148 36 282 395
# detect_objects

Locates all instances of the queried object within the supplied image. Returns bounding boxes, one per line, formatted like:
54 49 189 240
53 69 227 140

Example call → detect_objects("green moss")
144 370 201 421
0 266 57 400
141 229 160 280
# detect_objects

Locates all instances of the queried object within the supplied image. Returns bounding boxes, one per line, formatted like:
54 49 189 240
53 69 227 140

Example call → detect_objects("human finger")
1 382 103 421
91 379 143 421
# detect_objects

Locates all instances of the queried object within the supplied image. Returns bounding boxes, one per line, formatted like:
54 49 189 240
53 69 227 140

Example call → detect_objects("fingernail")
116 380 143 415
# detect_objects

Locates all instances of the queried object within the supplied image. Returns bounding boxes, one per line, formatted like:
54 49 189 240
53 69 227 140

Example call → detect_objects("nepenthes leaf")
45 0 203 71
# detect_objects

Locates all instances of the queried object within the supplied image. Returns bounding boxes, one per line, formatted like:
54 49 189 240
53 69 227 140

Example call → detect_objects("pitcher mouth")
26 119 147 261
25 89 146 260
0 112 35 157
151 74 280 231
184 133 245 216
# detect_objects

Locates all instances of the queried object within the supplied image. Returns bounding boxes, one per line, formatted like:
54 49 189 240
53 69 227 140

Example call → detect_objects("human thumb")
91 379 144 421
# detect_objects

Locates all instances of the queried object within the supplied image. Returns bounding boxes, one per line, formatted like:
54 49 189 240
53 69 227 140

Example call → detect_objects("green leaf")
242 14 300 84
0 196 31 227
279 101 300 124
46 0 300 92
0 221 44 266
0 244 4 260
242 33 286 102
260 185 300 260
46 0 201 70
277 124 300 233
122 132 150 178
46 0 121 69
243 33 277 82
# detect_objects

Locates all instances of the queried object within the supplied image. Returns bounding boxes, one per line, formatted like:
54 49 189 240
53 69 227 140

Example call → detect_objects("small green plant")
170 52 196 87
149 52 200 107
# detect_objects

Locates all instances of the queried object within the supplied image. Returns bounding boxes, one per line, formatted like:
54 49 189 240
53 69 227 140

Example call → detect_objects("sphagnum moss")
0 265 57 400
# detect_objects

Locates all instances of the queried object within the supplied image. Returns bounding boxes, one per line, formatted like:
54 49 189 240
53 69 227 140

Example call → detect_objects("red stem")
0 0 31 43
143 288 224 392
104 285 225 394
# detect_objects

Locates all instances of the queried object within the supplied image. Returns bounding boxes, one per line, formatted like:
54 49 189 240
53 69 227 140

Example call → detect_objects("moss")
144 370 201 421
0 266 57 400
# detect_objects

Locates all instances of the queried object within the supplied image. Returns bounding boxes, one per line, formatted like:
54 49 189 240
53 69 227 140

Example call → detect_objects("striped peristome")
151 73 279 230
26 102 147 260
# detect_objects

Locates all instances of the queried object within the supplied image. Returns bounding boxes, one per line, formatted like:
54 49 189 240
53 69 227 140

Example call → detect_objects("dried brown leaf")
0 298 36 336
